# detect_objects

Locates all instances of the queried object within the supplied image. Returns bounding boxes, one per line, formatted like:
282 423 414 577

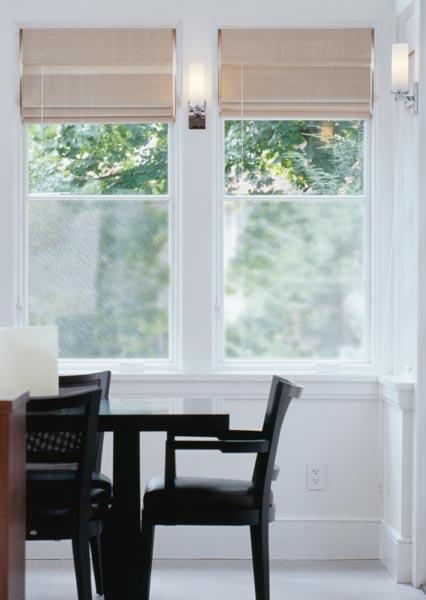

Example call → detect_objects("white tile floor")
26 559 426 600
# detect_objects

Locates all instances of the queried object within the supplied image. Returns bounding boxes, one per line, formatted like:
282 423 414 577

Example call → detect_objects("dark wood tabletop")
27 395 229 434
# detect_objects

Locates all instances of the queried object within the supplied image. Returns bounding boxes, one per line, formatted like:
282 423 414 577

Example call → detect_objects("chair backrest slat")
252 376 303 509
27 389 102 519
59 371 111 473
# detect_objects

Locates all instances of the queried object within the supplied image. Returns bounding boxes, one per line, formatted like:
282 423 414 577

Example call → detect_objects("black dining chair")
59 371 111 595
26 388 108 600
140 375 303 600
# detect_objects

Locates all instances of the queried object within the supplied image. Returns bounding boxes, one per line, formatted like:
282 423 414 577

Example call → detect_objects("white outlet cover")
307 464 325 490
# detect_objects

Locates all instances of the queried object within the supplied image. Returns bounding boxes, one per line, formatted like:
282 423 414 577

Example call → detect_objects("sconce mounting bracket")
189 101 206 129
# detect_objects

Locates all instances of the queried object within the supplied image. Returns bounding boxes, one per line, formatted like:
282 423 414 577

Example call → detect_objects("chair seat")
26 470 112 539
144 476 271 513
27 470 112 509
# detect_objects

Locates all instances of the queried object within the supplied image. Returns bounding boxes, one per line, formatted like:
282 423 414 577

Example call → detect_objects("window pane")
224 200 364 360
28 123 168 195
28 199 169 359
224 120 364 196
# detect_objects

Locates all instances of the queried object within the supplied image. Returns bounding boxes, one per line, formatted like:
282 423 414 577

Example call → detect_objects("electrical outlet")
307 464 325 490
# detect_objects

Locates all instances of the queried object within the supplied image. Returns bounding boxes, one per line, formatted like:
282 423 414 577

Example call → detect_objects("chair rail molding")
106 373 379 401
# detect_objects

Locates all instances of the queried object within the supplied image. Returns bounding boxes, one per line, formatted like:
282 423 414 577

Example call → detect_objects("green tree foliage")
225 120 363 195
28 123 168 195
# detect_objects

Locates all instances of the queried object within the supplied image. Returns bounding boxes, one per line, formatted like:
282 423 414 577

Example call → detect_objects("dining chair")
140 375 303 600
59 371 111 595
26 388 107 600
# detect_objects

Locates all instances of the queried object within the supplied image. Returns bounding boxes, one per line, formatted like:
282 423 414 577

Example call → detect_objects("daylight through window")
221 120 367 362
27 123 172 360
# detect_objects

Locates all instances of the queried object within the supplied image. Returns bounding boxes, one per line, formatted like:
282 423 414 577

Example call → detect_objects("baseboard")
26 517 380 560
379 523 412 583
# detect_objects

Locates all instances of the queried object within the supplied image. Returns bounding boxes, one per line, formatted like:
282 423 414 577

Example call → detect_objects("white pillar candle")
0 326 58 397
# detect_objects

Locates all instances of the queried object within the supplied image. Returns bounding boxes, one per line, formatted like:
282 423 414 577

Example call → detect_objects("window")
26 123 174 361
220 119 368 363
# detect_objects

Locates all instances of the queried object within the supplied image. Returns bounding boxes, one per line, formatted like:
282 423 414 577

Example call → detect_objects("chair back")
59 371 111 472
27 388 102 520
252 376 303 510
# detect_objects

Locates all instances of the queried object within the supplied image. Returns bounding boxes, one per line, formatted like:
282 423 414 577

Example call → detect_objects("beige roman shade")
21 28 175 123
219 28 374 118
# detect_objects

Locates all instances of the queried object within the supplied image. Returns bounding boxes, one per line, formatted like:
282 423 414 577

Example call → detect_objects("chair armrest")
172 439 269 453
218 430 267 441
170 429 266 441
164 433 270 486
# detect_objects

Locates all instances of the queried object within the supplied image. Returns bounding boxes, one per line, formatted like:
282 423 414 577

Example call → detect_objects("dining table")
27 393 230 600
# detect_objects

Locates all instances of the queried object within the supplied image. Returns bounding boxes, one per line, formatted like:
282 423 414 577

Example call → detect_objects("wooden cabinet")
0 390 28 600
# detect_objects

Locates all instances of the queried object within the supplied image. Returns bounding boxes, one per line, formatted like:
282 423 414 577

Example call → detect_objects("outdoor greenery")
28 122 168 195
225 120 363 196
224 120 365 360
28 120 365 360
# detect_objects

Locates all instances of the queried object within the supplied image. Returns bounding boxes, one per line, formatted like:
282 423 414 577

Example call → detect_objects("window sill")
379 374 415 411
59 359 378 382
58 362 396 401
106 371 379 383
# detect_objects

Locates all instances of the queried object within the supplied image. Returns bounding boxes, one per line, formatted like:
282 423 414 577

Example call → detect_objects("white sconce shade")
392 43 409 92
189 62 205 106
0 326 58 396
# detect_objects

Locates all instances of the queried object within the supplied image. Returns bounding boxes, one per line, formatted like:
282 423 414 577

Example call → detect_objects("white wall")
0 0 399 563
396 0 413 16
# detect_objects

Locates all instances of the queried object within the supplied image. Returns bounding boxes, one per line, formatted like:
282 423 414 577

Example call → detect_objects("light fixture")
391 43 418 113
0 326 58 396
188 62 206 129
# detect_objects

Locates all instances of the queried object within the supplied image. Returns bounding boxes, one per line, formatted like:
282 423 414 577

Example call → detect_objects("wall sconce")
189 62 206 129
391 43 418 113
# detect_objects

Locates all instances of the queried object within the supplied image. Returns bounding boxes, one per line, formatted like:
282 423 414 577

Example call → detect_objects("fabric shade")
21 28 175 123
219 28 374 118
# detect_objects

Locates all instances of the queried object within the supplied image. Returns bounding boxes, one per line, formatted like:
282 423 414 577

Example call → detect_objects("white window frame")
214 117 372 372
12 21 388 378
22 122 180 373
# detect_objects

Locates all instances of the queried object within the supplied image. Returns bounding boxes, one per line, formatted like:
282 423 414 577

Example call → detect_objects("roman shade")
20 28 175 123
219 28 374 118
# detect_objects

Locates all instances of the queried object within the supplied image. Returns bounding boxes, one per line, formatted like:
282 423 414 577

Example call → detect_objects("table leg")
102 430 143 599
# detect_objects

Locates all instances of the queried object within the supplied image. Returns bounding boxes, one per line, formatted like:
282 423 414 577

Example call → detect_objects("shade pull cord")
40 64 45 194
240 64 244 175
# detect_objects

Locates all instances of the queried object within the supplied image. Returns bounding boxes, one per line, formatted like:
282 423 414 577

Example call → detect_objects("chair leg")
90 533 104 596
72 534 92 600
140 513 156 600
250 519 270 600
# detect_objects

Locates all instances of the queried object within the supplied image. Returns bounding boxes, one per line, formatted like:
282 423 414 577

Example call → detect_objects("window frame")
22 122 180 372
214 117 372 372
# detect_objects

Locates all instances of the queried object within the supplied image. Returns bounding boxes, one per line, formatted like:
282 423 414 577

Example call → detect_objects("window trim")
214 117 372 371
13 21 387 377
23 122 180 370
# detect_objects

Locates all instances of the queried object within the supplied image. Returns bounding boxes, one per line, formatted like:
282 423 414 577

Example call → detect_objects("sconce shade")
189 62 205 106
392 43 409 91
0 326 58 396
